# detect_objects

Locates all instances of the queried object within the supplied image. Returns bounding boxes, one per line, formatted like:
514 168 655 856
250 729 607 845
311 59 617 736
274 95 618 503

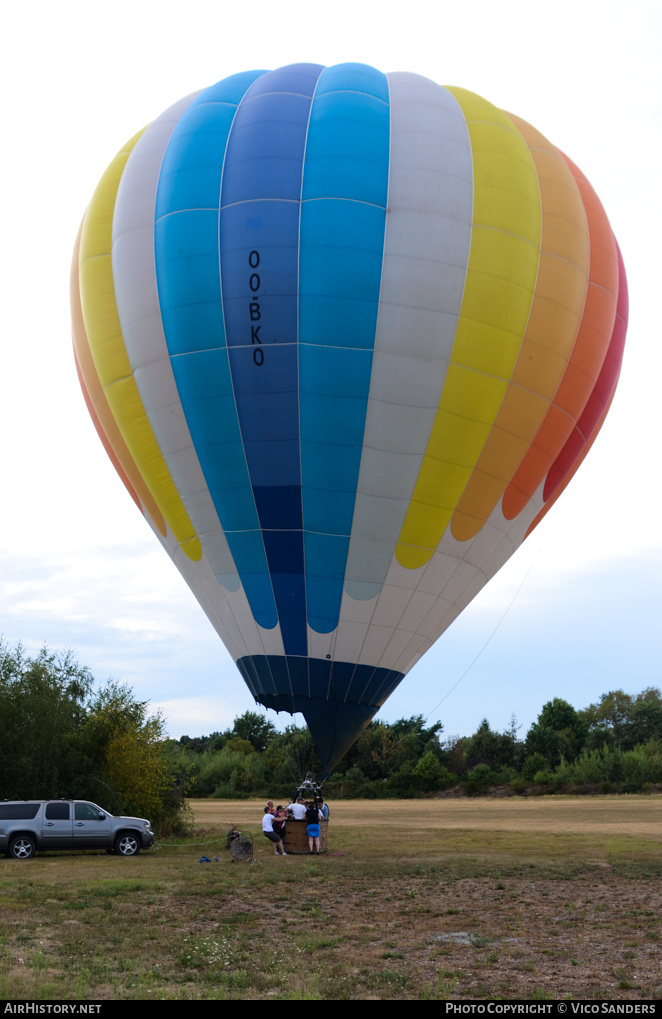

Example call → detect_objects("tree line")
2 640 661 828
172 687 662 799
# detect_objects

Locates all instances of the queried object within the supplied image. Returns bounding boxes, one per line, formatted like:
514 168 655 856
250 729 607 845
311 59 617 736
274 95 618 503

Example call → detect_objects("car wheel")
9 835 36 860
115 833 140 857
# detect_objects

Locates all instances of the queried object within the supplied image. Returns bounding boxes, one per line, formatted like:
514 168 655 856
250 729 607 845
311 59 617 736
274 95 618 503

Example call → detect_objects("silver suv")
0 800 155 859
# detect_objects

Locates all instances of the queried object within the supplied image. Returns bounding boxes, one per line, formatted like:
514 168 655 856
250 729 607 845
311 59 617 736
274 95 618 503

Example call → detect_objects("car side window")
45 802 70 820
74 803 102 821
0 803 40 820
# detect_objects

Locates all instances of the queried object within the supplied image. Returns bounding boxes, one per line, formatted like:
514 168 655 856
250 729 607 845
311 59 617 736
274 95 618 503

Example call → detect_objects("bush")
492 767 518 785
571 749 605 785
412 751 448 791
436 767 459 790
620 745 650 791
389 767 417 797
465 764 495 794
521 753 549 781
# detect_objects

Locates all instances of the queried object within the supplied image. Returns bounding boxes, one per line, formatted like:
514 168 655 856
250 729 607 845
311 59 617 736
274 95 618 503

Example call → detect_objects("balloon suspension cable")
292 730 313 788
422 565 533 724
368 566 533 768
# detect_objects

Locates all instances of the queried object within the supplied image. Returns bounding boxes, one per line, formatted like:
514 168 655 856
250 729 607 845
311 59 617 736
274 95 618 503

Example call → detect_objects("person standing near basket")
305 800 321 854
272 805 287 840
287 798 307 821
262 807 287 856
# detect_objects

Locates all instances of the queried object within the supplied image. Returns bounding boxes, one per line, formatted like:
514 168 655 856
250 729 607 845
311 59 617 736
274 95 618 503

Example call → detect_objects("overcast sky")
0 0 659 742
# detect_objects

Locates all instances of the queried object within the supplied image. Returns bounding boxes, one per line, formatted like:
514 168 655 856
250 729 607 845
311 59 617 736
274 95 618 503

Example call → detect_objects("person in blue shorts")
305 801 321 854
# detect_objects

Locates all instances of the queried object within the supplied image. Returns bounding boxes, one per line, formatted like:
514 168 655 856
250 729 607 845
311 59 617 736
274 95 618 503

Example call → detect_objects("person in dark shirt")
305 801 321 854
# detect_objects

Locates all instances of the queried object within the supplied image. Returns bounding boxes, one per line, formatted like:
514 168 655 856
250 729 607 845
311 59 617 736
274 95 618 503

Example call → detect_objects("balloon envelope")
72 63 628 776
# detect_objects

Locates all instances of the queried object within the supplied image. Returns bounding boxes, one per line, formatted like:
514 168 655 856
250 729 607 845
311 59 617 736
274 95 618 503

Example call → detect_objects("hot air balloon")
71 63 628 778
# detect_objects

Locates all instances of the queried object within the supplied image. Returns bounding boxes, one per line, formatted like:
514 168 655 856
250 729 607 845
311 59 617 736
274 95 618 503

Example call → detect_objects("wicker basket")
282 819 328 854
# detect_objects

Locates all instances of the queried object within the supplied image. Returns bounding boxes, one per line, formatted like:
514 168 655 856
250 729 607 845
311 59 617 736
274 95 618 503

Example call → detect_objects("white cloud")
151 697 251 739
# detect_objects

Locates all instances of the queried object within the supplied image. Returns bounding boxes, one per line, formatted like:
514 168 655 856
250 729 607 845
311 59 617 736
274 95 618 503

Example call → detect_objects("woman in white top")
262 808 287 855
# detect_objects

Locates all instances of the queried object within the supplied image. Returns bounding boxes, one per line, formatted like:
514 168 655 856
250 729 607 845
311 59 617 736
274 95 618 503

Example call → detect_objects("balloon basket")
282 820 328 855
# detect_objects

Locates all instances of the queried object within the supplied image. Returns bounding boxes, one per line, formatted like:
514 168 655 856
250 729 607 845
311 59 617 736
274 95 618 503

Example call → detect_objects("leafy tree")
443 735 467 776
82 682 175 825
351 722 406 780
521 752 549 781
83 680 151 752
104 728 171 820
168 687 661 799
628 689 662 748
581 689 635 750
337 715 444 781
179 732 226 754
224 736 255 756
0 641 92 799
412 750 453 791
263 723 321 787
581 688 662 753
387 715 444 759
524 698 587 768
463 718 521 772
226 710 277 753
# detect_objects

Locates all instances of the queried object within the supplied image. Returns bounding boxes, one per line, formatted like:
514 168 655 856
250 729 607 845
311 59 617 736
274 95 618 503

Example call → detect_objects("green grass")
0 797 660 999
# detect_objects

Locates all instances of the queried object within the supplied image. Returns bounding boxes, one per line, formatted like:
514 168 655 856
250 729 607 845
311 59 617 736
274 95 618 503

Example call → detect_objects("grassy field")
1 796 660 1000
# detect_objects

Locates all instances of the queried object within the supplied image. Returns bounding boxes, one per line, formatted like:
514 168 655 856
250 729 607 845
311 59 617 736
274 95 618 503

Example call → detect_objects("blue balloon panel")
219 66 323 656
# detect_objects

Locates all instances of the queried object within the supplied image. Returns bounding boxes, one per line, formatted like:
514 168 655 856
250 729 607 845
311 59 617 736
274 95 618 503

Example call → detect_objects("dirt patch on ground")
318 871 661 1000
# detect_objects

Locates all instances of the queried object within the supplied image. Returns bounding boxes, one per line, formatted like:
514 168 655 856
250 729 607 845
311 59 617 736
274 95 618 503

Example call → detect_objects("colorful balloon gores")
72 63 628 776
